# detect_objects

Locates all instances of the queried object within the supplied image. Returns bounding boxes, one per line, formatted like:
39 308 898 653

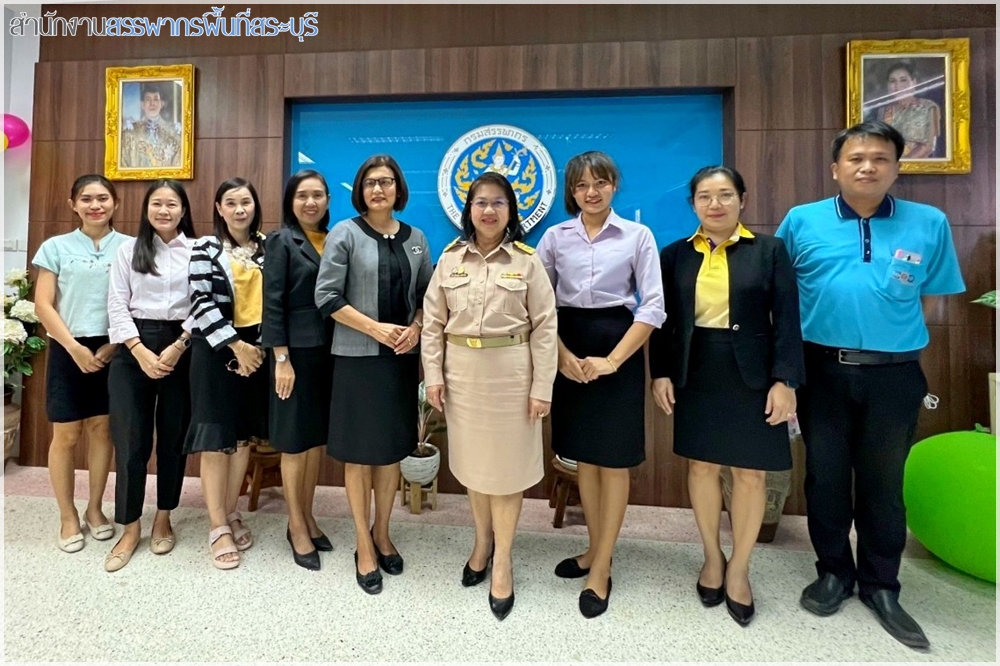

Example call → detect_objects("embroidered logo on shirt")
450 265 467 277
411 246 423 255
500 271 524 280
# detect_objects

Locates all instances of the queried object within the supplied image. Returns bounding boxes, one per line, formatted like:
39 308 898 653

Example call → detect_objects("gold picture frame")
846 38 970 174
104 64 195 180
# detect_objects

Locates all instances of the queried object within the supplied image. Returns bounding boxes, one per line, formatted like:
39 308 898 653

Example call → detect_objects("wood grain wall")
21 5 996 515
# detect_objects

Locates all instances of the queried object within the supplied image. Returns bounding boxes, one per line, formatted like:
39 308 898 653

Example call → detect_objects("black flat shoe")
462 543 494 587
861 590 930 650
800 572 854 617
554 555 590 579
310 532 333 552
354 550 383 595
725 591 755 626
489 587 515 621
371 528 404 575
286 527 320 571
696 558 727 607
579 577 612 619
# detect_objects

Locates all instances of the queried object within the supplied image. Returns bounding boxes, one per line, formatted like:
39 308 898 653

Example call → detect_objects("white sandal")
227 511 253 551
209 525 240 570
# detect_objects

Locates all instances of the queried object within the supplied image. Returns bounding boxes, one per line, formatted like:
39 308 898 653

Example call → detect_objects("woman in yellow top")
649 166 804 625
185 177 269 570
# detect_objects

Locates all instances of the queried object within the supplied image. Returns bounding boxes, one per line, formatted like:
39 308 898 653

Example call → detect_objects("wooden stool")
549 457 580 528
399 476 438 514
240 442 282 511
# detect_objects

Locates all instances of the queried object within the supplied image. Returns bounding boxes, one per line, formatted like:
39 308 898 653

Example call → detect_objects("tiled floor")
3 463 995 662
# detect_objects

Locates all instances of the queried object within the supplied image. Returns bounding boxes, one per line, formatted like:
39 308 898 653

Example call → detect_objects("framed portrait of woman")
847 38 970 174
104 64 195 180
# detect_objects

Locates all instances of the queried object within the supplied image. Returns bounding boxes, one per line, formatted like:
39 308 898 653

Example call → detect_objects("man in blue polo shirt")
776 120 964 650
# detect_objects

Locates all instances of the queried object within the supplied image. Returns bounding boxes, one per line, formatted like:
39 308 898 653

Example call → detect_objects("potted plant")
972 290 996 433
400 380 445 486
4 269 46 401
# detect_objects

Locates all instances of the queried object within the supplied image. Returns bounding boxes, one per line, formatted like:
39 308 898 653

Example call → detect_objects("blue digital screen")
289 94 723 260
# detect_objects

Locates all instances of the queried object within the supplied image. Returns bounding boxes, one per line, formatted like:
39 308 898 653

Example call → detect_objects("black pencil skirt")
268 346 334 454
550 306 646 469
45 336 111 423
673 327 792 471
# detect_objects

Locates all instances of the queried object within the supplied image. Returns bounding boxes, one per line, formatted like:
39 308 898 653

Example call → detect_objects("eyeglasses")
471 199 509 210
572 179 613 193
693 193 738 207
362 177 396 190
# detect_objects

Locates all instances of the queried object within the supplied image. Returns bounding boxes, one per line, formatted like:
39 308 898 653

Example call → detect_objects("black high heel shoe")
310 532 333 552
371 528 404 575
286 527 320 571
725 578 755 626
354 550 383 595
579 577 613 619
696 557 727 607
462 542 494 587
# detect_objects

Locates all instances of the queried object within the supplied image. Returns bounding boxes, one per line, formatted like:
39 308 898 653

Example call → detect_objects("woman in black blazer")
649 166 804 626
262 170 336 570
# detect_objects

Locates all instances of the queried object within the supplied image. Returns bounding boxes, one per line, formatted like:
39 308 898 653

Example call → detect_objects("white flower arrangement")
4 318 27 344
9 299 38 323
4 271 46 383
4 269 28 287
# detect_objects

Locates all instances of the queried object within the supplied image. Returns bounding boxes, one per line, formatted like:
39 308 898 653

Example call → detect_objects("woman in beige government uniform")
422 172 558 621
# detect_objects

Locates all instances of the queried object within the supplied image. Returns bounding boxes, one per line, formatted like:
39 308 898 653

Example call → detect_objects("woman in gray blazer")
315 155 432 595
262 170 336 571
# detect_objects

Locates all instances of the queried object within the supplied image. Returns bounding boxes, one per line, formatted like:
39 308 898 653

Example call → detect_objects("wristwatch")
175 337 191 349
783 380 800 390
275 354 288 363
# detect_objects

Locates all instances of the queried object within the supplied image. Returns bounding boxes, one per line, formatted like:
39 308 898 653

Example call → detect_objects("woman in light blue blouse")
32 174 131 553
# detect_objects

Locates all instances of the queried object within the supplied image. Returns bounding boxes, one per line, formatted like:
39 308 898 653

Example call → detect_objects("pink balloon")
3 114 30 148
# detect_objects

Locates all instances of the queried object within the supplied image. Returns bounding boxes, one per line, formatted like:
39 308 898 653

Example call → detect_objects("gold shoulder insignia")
443 236 466 252
513 241 535 255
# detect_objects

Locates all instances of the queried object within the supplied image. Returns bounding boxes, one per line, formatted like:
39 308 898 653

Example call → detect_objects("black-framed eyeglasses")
362 177 396 190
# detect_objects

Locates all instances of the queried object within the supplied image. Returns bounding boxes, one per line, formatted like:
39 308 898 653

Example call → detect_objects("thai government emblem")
437 124 557 234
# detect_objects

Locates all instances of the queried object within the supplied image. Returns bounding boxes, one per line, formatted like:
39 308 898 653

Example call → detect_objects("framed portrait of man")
105 64 195 180
846 38 970 174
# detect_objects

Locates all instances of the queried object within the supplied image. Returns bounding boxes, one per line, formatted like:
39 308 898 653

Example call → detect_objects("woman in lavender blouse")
536 151 665 618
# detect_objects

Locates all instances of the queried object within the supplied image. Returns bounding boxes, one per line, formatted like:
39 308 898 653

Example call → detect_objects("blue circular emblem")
437 124 557 233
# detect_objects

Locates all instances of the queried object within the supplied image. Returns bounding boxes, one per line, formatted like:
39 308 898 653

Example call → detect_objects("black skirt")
327 354 418 466
183 326 269 454
45 336 111 423
550 306 646 469
268 346 333 454
673 327 792 471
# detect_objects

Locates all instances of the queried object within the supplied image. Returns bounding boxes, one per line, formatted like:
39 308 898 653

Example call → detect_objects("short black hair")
459 172 524 244
350 155 409 214
885 60 917 81
831 120 906 162
140 82 168 102
134 180 196 275
282 169 331 232
563 151 621 215
212 177 263 247
687 166 747 201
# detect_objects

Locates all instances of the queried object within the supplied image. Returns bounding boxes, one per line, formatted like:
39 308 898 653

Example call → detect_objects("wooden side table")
399 476 438 514
4 403 21 466
549 457 581 528
240 442 282 511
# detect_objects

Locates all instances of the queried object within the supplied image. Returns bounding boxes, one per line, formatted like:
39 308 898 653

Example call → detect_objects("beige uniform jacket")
421 238 558 401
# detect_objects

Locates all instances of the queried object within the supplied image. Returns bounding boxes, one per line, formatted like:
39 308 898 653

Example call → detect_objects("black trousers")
798 345 928 599
108 320 191 525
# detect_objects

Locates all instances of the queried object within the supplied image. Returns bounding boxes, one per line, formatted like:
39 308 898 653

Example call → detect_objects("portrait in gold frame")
846 38 970 174
104 64 195 180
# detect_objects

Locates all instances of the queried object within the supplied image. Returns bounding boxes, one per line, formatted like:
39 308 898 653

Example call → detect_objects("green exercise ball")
904 431 996 583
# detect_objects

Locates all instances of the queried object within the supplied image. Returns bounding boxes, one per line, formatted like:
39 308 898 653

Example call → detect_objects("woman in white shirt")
103 180 197 572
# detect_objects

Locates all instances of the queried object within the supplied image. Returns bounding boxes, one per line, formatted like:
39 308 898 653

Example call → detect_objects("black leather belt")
806 343 921 366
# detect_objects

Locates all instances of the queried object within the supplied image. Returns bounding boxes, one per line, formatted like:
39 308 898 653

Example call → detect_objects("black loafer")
861 590 930 650
462 544 494 587
354 551 383 595
554 555 590 579
286 527 320 571
800 573 854 616
489 587 515 621
696 558 727 607
579 577 612 619
311 532 334 552
371 529 404 575
725 591 755 626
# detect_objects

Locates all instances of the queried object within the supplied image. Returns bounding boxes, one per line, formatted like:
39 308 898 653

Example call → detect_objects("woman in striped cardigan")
184 177 269 570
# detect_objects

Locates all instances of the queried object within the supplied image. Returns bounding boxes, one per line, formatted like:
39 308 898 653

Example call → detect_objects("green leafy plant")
972 290 996 309
4 269 46 384
415 380 447 457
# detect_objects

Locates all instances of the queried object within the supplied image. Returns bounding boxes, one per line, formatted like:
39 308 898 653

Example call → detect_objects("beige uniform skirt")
444 341 543 495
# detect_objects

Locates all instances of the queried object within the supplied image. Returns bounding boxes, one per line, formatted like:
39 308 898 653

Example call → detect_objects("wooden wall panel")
194 55 285 139
28 141 107 222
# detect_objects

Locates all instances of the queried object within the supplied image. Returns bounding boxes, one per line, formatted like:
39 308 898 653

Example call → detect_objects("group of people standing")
32 120 963 650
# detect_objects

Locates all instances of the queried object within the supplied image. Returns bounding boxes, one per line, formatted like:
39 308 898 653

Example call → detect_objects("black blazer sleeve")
648 242 678 380
767 237 806 386
261 230 291 348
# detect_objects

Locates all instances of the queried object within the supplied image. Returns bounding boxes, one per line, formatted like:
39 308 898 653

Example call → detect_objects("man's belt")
446 333 530 349
806 343 921 366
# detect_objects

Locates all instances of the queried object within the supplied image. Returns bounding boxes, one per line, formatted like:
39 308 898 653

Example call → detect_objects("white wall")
3 4 41 274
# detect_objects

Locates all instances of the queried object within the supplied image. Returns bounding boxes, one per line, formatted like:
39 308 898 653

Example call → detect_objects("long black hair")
133 179 196 275
69 174 119 229
459 172 524 244
213 177 263 247
282 170 331 231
